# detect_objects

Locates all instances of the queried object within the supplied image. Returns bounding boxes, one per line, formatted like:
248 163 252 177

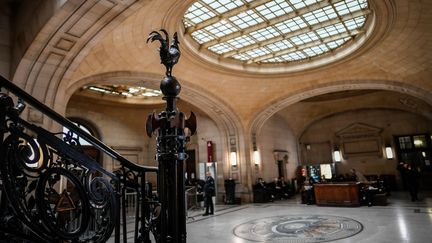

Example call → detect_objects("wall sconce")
385 145 394 159
252 134 259 166
229 136 237 167
230 151 237 166
253 150 260 166
333 146 342 162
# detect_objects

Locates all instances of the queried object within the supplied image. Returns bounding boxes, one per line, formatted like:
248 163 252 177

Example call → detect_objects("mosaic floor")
233 215 363 242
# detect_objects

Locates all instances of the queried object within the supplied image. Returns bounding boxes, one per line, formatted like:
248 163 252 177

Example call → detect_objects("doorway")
186 150 196 180
277 160 284 178
395 134 432 190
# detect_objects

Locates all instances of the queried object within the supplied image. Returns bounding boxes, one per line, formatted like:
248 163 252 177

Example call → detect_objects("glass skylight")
84 85 162 98
183 0 370 64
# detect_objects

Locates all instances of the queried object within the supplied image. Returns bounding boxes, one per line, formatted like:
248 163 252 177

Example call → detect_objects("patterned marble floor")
186 191 432 243
232 215 362 242
107 191 432 242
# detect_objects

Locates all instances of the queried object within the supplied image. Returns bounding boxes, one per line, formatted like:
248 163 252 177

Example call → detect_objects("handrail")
0 75 157 172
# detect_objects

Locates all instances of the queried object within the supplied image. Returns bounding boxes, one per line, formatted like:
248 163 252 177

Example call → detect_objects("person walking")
203 171 215 216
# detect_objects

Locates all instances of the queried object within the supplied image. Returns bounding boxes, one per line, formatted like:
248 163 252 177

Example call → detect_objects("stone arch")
298 107 432 142
63 71 245 182
250 80 432 141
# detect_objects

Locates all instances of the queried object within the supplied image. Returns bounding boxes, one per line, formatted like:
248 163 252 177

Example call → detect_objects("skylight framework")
84 85 162 98
183 0 370 64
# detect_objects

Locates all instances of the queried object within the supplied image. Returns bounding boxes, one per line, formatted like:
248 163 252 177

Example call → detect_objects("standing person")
302 177 315 205
255 178 271 202
203 171 215 216
397 161 408 190
406 164 420 201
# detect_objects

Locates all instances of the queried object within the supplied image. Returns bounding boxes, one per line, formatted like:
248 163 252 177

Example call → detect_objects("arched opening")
63 118 102 166
250 82 432 192
64 79 230 199
62 71 249 201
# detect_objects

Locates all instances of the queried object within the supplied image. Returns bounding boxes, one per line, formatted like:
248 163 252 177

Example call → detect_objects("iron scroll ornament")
0 94 117 242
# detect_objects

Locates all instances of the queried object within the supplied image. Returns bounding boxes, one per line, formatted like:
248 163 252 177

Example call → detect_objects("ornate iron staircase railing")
0 75 159 243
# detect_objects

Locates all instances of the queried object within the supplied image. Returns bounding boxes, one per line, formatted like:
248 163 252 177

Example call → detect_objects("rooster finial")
147 29 181 77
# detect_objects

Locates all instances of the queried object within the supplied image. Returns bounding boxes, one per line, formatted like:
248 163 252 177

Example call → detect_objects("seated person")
335 174 346 182
350 169 383 206
345 172 355 181
277 176 292 198
255 178 266 189
253 178 272 202
268 177 282 200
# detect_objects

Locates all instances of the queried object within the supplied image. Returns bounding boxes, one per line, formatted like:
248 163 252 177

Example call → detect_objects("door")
186 150 196 180
395 134 432 190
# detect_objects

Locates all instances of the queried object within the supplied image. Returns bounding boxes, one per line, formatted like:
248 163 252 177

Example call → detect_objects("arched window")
63 119 101 164
62 120 96 146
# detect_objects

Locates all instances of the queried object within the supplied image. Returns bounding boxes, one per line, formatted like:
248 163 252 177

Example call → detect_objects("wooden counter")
314 183 360 206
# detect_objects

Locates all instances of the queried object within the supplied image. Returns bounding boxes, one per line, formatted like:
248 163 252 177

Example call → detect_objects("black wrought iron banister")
9 111 116 179
0 75 160 243
0 75 157 173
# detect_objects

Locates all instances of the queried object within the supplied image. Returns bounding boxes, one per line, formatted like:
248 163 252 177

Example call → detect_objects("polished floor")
186 191 432 243
108 191 432 242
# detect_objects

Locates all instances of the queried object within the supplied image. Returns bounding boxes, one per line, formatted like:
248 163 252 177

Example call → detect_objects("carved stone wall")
336 123 383 159
256 114 298 183
299 108 432 176
301 141 332 164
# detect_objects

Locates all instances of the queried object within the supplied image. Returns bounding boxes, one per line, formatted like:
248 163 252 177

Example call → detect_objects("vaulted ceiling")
9 0 432 137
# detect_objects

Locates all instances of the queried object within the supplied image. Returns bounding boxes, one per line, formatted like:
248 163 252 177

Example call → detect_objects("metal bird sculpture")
147 29 180 77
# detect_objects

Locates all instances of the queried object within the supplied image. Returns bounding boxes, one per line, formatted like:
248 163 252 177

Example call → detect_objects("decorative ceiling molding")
336 122 383 158
399 97 418 109
12 0 148 122
336 122 382 139
296 107 423 141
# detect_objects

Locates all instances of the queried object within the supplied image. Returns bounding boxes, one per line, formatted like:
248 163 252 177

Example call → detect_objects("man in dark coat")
203 171 215 216
396 161 408 190
406 164 420 201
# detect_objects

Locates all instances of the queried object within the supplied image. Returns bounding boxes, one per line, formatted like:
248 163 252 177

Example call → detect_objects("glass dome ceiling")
183 0 370 64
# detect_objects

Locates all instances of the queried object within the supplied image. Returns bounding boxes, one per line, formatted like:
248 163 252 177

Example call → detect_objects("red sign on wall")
207 141 213 162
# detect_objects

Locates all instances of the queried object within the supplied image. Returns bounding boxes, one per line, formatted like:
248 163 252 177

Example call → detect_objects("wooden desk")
314 183 360 206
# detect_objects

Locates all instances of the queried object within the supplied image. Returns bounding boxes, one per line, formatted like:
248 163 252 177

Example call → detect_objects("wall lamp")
230 151 237 167
229 136 237 167
333 146 342 162
385 145 394 159
252 135 260 167
253 150 260 166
